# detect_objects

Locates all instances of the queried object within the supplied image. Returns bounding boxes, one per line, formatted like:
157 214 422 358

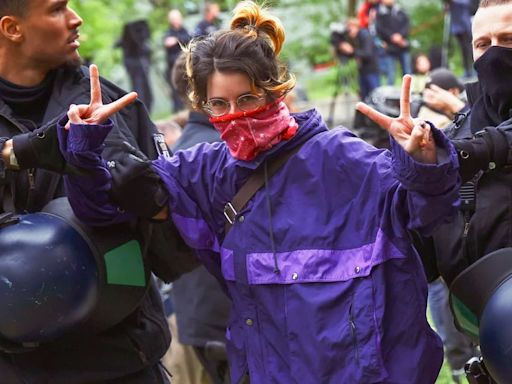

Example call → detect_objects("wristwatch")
0 137 9 177
9 145 19 170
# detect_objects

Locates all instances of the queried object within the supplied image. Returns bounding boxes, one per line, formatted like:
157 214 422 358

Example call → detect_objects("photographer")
333 19 380 100
330 22 351 64
417 67 468 129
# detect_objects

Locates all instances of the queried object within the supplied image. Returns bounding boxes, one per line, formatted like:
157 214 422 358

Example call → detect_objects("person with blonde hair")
194 2 221 37
0 0 194 382
58 1 460 382
164 9 191 112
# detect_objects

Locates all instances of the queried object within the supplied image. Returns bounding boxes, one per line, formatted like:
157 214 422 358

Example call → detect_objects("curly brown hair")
184 1 295 110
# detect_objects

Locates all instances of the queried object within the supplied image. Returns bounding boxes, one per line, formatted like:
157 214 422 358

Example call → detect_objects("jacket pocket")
122 282 171 367
282 276 386 383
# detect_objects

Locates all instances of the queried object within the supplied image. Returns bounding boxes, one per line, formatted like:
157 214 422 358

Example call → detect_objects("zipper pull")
462 210 472 238
463 222 470 237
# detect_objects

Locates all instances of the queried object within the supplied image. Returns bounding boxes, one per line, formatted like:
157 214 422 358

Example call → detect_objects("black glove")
12 122 84 175
108 142 169 219
452 127 509 182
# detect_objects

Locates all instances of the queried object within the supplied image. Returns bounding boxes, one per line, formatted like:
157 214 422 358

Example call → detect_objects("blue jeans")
384 51 412 85
359 72 380 101
379 53 395 86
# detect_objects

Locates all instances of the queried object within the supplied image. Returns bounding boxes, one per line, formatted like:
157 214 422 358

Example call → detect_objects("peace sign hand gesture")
356 75 437 164
65 64 138 129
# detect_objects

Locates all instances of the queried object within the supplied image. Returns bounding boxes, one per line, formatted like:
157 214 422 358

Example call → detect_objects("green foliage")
408 2 444 57
305 61 359 101
69 0 455 109
277 1 345 68
232 0 350 70
69 0 349 87
71 0 188 76
71 0 134 73
408 2 467 76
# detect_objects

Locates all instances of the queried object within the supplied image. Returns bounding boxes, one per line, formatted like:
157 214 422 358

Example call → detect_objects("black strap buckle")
223 202 237 225
465 356 496 384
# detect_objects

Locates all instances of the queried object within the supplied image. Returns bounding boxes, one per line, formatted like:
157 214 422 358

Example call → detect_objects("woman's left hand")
66 64 138 129
356 75 437 164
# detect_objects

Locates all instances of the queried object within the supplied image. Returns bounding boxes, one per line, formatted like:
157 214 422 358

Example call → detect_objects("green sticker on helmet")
450 294 480 341
104 240 146 287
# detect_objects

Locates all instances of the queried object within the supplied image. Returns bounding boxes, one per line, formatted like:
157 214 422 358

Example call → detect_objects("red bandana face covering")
209 100 298 161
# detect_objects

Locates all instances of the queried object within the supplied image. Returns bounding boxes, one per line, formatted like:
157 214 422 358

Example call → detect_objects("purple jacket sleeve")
57 116 134 226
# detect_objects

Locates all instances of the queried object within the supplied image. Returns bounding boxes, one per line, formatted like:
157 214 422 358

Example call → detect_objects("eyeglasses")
203 94 266 117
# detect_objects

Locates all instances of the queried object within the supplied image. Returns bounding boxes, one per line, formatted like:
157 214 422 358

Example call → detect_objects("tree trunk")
348 0 357 16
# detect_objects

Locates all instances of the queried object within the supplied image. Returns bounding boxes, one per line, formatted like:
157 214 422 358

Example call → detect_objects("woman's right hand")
66 64 138 129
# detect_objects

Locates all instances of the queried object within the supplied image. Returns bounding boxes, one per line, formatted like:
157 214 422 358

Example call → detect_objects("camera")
329 22 350 58
330 22 348 39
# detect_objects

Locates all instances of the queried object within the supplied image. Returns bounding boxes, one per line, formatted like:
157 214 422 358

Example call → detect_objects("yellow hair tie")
243 25 257 33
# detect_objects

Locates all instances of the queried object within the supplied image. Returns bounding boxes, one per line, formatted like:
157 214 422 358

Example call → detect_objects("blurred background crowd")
73 0 476 127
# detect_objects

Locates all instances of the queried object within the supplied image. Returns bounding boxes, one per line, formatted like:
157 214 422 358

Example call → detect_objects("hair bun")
230 1 285 55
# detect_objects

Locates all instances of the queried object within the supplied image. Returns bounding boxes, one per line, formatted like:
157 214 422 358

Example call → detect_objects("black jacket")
193 19 220 38
351 28 380 75
417 81 512 286
172 111 220 151
171 112 231 346
163 27 191 69
375 4 410 54
0 65 193 383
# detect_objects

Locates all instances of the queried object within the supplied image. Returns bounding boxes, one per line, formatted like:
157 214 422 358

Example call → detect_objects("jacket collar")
465 81 482 107
47 66 91 117
231 108 328 171
378 3 402 15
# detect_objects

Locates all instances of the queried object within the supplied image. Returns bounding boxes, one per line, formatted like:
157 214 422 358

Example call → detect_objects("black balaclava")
471 46 512 133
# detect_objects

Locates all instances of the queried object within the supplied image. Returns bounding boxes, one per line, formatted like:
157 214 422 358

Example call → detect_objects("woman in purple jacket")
59 2 460 383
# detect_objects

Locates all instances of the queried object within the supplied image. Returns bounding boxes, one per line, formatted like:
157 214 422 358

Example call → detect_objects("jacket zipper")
461 210 473 267
461 176 478 262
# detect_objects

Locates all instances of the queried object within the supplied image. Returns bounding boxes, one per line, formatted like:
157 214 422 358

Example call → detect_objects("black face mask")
471 46 512 132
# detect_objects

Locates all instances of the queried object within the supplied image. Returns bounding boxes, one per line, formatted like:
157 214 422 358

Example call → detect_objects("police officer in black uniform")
0 1 196 383
403 1 512 382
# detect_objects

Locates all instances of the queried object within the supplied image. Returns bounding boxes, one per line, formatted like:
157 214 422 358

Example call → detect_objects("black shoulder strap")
224 144 303 234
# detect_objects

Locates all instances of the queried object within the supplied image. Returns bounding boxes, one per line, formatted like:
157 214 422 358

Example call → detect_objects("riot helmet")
450 248 512 383
0 198 150 353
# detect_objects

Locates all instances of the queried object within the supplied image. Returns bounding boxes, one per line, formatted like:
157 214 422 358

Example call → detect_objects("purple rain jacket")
59 109 460 384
